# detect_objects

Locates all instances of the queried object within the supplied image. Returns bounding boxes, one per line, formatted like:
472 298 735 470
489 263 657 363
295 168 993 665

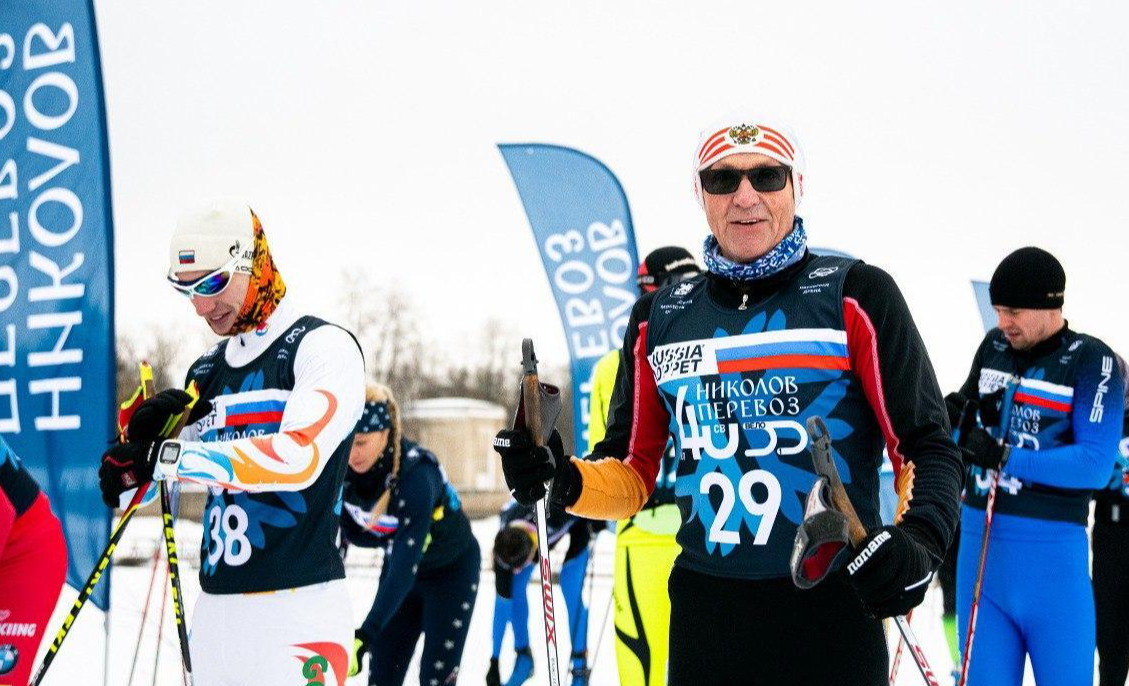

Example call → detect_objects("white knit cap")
692 118 806 209
168 198 256 279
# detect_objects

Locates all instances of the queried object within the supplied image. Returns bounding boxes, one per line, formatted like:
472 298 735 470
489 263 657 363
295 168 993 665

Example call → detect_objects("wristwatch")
153 440 183 480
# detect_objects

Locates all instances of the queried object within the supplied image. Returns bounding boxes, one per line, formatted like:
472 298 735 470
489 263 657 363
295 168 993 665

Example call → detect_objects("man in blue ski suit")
947 247 1125 686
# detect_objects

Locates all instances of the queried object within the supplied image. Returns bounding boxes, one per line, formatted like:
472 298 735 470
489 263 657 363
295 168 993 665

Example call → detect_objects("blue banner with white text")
0 1 115 609
499 144 640 452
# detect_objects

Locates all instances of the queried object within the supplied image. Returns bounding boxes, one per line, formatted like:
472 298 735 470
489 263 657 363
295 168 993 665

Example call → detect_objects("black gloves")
100 388 209 508
98 441 160 507
977 387 1005 430
486 657 500 686
959 427 1007 471
844 525 936 618
492 428 579 507
127 389 194 442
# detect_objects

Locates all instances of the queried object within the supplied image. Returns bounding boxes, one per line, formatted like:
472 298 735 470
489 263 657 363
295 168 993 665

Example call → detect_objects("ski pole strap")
791 476 850 589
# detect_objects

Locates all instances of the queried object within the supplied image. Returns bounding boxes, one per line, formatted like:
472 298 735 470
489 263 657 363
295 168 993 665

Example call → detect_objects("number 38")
700 470 781 545
205 502 253 566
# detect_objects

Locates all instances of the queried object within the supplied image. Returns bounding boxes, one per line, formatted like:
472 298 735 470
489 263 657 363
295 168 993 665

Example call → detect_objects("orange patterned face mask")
229 211 287 335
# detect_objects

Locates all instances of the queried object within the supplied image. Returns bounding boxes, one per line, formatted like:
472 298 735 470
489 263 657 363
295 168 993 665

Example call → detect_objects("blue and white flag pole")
499 144 640 453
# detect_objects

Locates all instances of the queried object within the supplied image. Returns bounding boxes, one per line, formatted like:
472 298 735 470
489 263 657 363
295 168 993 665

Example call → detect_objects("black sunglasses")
699 165 791 195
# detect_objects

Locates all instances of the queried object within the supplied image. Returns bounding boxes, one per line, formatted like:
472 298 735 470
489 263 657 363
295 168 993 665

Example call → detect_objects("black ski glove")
486 657 501 686
959 426 1007 471
493 428 579 507
844 525 936 618
98 441 160 507
943 391 968 430
977 387 1005 430
127 389 194 442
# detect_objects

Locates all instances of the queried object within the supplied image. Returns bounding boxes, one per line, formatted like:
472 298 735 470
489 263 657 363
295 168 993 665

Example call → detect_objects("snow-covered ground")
31 515 1049 685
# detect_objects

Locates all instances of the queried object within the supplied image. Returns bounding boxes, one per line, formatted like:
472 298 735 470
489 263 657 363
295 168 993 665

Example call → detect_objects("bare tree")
338 269 427 403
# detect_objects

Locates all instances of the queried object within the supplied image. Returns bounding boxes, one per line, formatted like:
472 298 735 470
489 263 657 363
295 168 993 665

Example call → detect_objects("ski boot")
505 647 534 686
569 650 591 686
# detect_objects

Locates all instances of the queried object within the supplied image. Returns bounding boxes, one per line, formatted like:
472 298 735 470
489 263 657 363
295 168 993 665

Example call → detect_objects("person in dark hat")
634 246 700 294
945 246 1124 685
587 245 700 686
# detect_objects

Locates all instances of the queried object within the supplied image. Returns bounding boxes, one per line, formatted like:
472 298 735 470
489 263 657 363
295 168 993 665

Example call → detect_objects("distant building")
402 397 511 517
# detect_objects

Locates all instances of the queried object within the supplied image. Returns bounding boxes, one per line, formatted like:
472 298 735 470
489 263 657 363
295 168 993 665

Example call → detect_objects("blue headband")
355 400 392 434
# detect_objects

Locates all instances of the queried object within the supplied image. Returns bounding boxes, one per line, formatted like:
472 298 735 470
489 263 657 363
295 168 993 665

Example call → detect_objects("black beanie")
637 246 700 293
989 247 1065 310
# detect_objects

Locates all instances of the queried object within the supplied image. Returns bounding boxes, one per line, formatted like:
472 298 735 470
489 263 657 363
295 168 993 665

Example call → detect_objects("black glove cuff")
551 458 583 508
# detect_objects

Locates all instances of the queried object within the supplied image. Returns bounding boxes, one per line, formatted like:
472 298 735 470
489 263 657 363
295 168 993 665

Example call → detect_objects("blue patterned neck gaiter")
703 217 807 281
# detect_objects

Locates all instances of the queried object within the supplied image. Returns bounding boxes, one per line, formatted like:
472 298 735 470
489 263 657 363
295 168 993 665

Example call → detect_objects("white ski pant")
189 579 352 686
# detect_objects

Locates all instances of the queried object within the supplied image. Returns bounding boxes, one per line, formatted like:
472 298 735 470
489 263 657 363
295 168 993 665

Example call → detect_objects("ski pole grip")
521 338 545 447
805 416 868 547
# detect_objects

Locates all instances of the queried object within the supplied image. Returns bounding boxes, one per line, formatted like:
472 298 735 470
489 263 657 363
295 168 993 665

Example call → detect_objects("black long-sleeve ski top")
578 250 963 563
342 438 475 636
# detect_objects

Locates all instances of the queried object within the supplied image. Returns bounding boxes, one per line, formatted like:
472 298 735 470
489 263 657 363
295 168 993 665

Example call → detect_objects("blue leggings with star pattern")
369 540 481 686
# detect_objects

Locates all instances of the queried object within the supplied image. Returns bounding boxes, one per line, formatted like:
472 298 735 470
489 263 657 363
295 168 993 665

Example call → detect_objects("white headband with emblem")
168 198 257 279
692 118 806 210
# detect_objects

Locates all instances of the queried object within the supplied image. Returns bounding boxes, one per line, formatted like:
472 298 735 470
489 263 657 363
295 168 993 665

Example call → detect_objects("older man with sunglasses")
494 118 963 684
98 198 364 685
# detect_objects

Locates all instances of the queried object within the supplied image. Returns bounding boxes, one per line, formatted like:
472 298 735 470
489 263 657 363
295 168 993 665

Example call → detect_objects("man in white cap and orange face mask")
98 199 364 685
494 119 963 684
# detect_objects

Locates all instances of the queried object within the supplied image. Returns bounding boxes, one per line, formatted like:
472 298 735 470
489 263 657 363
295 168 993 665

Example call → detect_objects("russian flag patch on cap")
178 250 195 264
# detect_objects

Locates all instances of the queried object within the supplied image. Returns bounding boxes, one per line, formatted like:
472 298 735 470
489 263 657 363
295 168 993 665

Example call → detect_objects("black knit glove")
959 426 1007 471
98 441 159 507
844 525 936 618
493 429 578 506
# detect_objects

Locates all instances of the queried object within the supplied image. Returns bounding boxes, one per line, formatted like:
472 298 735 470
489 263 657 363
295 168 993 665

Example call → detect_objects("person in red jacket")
0 435 67 685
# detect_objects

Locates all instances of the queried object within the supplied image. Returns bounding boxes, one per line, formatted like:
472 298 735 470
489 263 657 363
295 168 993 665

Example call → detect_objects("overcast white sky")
94 1 1129 392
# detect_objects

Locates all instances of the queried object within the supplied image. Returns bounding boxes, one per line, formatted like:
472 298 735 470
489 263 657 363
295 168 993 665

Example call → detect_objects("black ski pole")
140 362 195 684
159 482 193 683
31 365 200 686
